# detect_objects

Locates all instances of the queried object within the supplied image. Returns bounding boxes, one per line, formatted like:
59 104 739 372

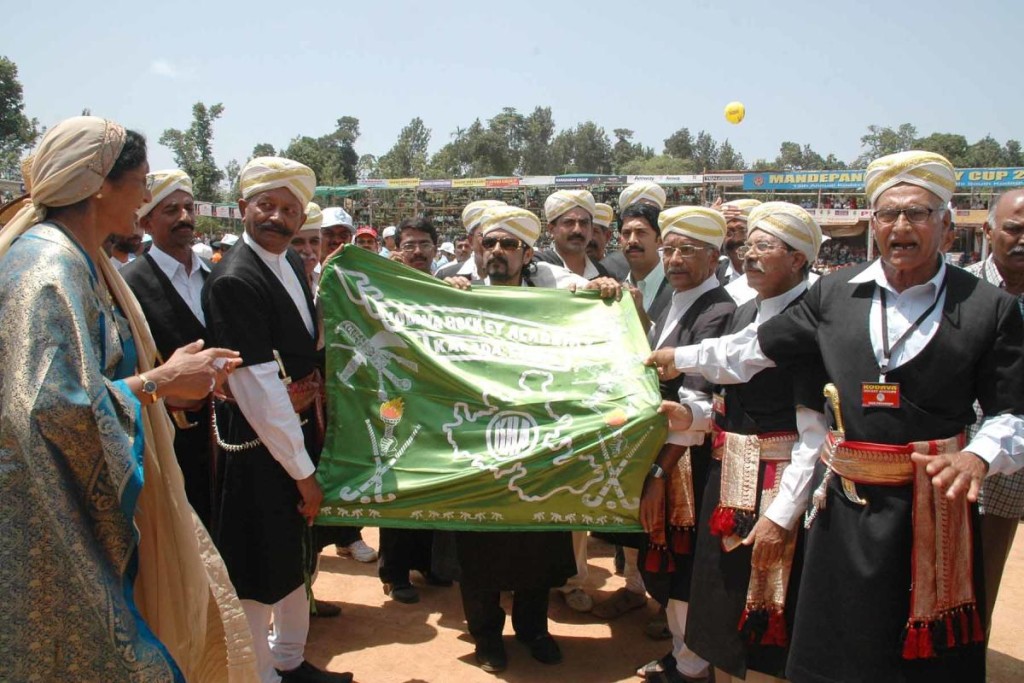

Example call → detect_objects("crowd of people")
1 116 1023 683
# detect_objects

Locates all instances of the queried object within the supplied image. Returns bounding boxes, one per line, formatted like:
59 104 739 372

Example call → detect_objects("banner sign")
214 205 231 218
954 168 1024 188
485 177 521 188
743 171 866 191
702 173 744 186
520 176 556 186
418 179 452 190
385 178 420 189
452 178 487 188
626 174 703 185
316 246 666 531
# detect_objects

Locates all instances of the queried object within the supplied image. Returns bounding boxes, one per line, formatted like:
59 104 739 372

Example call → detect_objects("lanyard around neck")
878 274 947 376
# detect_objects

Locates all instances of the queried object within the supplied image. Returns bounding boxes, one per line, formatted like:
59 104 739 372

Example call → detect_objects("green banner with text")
315 246 666 531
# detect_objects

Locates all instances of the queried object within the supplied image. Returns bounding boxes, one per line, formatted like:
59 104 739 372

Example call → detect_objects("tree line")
1 55 1021 205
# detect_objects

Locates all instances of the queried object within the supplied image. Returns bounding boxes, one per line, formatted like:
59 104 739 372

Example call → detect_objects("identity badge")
862 382 900 409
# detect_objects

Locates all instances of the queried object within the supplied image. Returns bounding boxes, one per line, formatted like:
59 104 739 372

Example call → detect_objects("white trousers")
559 530 590 591
242 585 309 683
666 598 710 678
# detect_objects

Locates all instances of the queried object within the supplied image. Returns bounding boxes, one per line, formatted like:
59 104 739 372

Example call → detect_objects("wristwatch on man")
648 463 666 480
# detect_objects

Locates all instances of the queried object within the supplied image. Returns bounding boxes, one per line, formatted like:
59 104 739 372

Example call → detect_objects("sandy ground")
306 525 1024 683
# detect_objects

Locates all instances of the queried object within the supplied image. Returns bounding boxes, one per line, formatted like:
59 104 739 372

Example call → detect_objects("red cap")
355 225 378 238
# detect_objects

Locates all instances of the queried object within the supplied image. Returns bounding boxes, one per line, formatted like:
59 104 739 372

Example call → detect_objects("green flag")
315 246 666 531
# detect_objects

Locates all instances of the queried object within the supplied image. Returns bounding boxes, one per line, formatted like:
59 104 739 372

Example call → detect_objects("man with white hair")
677 203 828 683
203 157 352 683
122 169 216 526
650 151 1024 683
291 202 322 288
533 189 612 279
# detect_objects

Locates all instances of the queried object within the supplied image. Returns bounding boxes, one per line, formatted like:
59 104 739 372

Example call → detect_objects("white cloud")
150 59 182 79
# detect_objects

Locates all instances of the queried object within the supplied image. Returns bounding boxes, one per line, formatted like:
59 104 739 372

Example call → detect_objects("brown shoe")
593 587 647 620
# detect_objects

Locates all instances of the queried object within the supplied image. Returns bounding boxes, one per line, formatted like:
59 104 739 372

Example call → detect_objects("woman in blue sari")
0 117 253 681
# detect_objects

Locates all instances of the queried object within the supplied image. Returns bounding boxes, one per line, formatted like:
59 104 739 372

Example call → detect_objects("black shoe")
614 544 626 575
516 633 562 665
384 582 420 604
310 599 341 618
276 660 353 683
474 637 508 673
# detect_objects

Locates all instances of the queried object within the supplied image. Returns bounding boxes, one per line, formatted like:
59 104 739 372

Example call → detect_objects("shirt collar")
243 231 290 268
983 255 1005 288
757 279 808 320
629 261 665 288
849 257 947 296
669 272 720 309
149 244 208 280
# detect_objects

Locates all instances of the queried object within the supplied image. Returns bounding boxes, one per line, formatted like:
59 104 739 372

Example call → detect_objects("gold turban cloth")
138 169 193 219
658 206 727 249
619 181 666 210
544 189 596 223
239 156 316 205
864 150 956 206
593 202 614 229
461 199 506 232
747 201 823 262
301 202 323 233
479 205 542 247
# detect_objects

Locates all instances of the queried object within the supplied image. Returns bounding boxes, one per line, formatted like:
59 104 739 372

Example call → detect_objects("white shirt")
674 261 1024 476
456 257 479 280
148 245 208 325
727 271 821 306
483 260 588 289
651 274 722 448
627 261 666 313
225 233 318 481
550 247 601 280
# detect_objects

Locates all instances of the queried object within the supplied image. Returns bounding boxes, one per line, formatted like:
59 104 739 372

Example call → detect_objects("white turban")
619 181 666 210
720 198 762 223
321 206 354 229
593 203 614 229
746 202 823 262
479 206 542 247
138 169 193 219
864 150 956 206
461 199 506 232
300 202 322 233
239 156 316 205
658 206 727 249
544 190 596 223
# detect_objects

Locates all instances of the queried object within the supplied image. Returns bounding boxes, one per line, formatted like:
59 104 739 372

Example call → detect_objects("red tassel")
958 608 969 644
763 610 788 647
944 613 955 649
737 609 749 632
917 624 935 659
902 625 919 660
671 528 692 555
709 506 736 537
970 607 984 643
644 546 663 573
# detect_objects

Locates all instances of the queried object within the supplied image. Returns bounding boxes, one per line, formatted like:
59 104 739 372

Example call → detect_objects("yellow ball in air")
724 101 745 124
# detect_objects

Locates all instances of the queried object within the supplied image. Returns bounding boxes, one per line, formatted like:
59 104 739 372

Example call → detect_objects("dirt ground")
306 525 1024 683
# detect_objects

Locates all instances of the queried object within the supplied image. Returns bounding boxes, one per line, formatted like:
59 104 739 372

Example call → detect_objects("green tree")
663 127 694 159
715 140 744 170
251 142 277 157
965 135 1007 167
1005 140 1023 167
551 122 612 174
0 56 40 177
159 102 225 201
854 123 917 167
621 154 698 175
692 130 719 171
612 128 650 172
914 132 969 166
356 154 378 179
377 117 431 178
520 106 556 174
223 159 241 201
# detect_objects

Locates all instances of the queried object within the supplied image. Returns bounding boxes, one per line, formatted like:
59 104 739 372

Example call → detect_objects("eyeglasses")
481 236 524 250
736 240 787 258
658 244 710 259
556 218 593 229
872 206 937 226
399 240 435 253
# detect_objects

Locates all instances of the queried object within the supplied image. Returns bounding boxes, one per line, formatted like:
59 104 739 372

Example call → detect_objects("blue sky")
5 0 1018 173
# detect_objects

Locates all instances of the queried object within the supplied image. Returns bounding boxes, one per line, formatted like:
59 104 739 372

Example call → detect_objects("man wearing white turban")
651 151 1024 683
203 157 353 683
534 189 613 279
122 169 217 526
675 202 828 683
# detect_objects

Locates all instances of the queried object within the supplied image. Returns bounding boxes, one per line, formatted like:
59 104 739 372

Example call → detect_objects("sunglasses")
481 236 524 250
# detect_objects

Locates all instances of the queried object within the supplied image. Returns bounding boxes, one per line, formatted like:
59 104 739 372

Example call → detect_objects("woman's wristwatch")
138 373 159 404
